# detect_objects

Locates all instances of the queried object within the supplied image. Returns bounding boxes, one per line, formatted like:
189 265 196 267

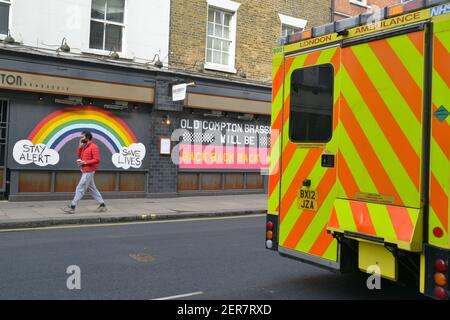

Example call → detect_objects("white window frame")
88 0 127 55
278 14 307 39
0 0 11 38
204 0 240 74
349 0 371 9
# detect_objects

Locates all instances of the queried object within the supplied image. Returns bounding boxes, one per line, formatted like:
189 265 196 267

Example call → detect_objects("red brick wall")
334 0 400 20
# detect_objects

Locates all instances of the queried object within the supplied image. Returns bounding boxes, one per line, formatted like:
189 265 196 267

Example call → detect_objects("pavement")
0 194 267 230
0 215 423 299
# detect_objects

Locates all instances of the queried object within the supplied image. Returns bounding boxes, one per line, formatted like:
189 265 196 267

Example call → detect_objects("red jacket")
77 141 100 172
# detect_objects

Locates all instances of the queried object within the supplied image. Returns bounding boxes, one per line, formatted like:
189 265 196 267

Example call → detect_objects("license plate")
298 188 318 211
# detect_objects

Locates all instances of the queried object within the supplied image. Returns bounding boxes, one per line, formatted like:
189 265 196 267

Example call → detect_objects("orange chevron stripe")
304 51 322 67
268 160 280 196
340 95 403 205
338 150 359 198
343 48 420 192
386 206 414 242
281 144 297 175
283 210 317 249
282 168 335 248
333 99 339 131
350 201 377 235
271 106 283 131
369 38 423 123
434 36 450 88
308 225 335 257
268 111 283 197
283 95 291 127
431 104 450 161
331 48 341 75
285 56 295 78
328 207 339 229
279 149 322 223
408 32 424 56
430 174 449 233
272 64 284 102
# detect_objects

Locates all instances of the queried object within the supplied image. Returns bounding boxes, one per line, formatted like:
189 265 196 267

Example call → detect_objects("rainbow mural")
27 106 138 154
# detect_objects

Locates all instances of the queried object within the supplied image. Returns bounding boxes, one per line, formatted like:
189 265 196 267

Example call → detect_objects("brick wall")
170 0 331 83
334 0 400 20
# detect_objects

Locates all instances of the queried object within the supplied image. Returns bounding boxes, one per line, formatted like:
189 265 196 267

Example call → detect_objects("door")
331 30 426 251
0 99 8 197
278 46 341 268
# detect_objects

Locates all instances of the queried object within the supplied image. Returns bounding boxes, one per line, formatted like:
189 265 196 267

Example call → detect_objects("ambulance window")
289 63 334 143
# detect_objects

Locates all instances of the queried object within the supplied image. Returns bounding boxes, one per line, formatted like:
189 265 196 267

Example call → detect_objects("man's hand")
76 159 86 166
79 138 86 148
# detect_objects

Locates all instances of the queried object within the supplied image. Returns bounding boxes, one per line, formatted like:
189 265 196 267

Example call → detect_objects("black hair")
82 130 93 141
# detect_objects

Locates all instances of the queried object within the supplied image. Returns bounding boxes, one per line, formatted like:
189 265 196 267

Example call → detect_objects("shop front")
0 49 272 201
174 114 271 194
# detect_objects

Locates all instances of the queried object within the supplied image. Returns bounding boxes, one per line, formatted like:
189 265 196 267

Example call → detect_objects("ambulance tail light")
266 216 278 250
434 286 448 300
433 259 448 300
435 259 448 273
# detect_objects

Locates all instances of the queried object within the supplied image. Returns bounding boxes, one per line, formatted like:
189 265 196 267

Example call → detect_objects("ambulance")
266 0 450 299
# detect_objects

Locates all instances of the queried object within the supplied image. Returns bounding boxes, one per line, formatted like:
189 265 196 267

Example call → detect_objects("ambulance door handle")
303 179 311 187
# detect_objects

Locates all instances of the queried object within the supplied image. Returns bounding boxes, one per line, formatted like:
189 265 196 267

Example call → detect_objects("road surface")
0 215 424 300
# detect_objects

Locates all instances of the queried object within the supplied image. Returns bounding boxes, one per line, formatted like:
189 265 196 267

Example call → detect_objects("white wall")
7 0 170 63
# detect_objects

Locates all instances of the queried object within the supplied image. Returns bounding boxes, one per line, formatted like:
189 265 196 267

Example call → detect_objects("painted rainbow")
27 106 138 154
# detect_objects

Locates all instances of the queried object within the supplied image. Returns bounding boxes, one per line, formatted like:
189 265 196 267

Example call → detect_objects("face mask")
81 139 88 144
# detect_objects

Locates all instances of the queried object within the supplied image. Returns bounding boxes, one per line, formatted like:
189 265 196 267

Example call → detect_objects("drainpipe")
331 0 335 22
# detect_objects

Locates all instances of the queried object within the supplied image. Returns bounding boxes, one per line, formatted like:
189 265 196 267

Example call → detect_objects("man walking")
62 130 107 214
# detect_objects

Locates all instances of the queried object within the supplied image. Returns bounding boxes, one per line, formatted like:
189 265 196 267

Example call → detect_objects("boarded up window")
55 172 80 192
201 173 222 190
95 172 116 192
19 171 51 193
55 171 117 192
224 173 244 189
177 173 199 191
119 172 145 192
246 173 264 189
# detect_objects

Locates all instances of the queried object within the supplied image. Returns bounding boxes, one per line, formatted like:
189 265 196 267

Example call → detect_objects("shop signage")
173 118 270 170
0 69 154 103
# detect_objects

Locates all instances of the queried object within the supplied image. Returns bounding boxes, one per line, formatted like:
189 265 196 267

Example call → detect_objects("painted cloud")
13 139 60 167
112 143 146 169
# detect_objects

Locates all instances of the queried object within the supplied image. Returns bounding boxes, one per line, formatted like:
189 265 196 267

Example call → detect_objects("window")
206 7 235 69
0 0 10 35
349 0 370 8
89 0 125 52
281 24 302 38
278 14 307 38
204 0 240 73
289 64 334 143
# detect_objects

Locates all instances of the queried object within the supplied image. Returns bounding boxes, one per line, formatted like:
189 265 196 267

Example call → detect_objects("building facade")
170 0 331 82
0 0 330 200
333 0 402 20
168 0 331 193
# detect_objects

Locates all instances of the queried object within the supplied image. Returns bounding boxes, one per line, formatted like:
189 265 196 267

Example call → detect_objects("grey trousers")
71 172 104 207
